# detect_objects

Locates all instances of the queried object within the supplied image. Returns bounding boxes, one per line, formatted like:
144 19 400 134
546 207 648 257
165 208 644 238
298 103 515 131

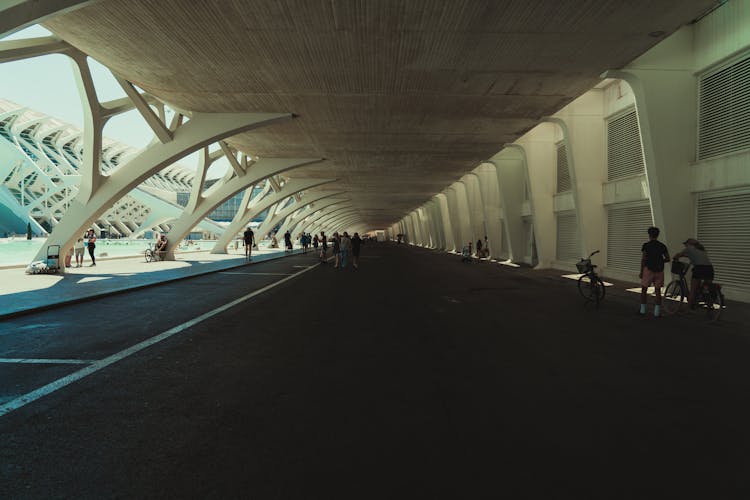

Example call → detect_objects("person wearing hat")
673 238 714 309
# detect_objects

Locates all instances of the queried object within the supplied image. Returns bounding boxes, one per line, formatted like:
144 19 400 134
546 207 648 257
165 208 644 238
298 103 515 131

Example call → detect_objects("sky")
0 25 229 177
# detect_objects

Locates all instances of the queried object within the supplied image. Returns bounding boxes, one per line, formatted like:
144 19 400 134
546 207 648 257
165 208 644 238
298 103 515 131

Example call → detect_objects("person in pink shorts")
639 226 670 317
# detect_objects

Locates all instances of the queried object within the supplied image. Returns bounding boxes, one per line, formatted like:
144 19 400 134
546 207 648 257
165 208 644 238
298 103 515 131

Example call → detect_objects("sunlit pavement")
1 242 749 499
0 245 302 318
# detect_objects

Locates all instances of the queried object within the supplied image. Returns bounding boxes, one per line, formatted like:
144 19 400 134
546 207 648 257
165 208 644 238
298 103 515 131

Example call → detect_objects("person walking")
639 226 670 317
339 231 352 268
351 232 362 269
313 234 319 254
331 232 341 268
73 237 85 267
319 231 328 263
86 228 97 266
284 230 292 252
243 226 254 260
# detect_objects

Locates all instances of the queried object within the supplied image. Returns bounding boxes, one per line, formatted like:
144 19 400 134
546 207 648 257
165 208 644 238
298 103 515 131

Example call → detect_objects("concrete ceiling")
44 0 718 229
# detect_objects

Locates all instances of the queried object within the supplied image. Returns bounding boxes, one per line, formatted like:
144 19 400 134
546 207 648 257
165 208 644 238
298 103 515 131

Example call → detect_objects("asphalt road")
1 243 749 499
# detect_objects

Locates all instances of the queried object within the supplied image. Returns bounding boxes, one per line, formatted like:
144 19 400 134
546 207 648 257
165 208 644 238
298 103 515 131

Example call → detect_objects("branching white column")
296 204 353 236
604 35 696 254
304 206 357 235
312 208 359 233
20 42 295 266
280 197 350 238
512 123 557 268
330 215 361 232
210 179 337 253
1 0 101 38
427 199 446 250
164 158 322 259
260 192 346 242
473 164 506 260
463 174 488 251
435 194 455 252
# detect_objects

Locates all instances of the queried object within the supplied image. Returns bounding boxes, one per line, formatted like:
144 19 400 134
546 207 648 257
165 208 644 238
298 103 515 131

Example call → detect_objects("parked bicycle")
663 259 725 321
576 250 605 306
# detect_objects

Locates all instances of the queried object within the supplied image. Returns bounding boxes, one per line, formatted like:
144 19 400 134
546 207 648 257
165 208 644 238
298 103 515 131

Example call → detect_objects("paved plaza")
1 243 749 498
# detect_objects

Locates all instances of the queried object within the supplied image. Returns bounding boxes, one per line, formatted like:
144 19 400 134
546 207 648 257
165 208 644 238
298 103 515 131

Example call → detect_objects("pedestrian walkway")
0 246 302 319
1 242 750 499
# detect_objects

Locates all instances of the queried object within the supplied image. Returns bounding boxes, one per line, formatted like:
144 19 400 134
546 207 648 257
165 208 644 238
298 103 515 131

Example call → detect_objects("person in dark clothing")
351 232 362 269
319 231 328 263
639 226 670 317
331 232 341 268
86 228 97 266
284 230 292 252
243 226 254 260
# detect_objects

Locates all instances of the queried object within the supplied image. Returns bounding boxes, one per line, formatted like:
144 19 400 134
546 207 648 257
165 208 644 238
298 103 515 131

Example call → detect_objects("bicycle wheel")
662 280 685 315
703 287 723 322
577 275 598 302
594 276 606 303
145 249 153 263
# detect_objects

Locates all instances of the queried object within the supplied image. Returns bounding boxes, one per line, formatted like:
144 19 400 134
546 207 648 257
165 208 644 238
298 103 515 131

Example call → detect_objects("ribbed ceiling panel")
44 0 717 227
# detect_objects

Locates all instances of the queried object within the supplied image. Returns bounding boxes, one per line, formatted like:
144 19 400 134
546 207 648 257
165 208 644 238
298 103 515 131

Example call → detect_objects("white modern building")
393 1 750 302
0 99 226 239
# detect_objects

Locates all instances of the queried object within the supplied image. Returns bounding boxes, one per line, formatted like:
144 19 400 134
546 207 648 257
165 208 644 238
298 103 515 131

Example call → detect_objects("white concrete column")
164 158 322 259
435 193 455 252
513 124 557 268
425 200 441 249
463 174 488 253
449 183 473 250
211 180 337 254
474 163 507 261
604 27 696 255
544 89 606 259
284 198 349 239
444 188 463 251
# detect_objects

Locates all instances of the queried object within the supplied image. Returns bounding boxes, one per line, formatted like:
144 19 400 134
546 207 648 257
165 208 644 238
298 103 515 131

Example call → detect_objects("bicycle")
663 259 725 321
144 243 164 263
576 250 605 306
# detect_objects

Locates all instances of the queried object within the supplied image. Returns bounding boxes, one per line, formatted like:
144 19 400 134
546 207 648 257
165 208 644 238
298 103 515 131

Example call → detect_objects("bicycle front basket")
576 259 591 273
671 260 686 275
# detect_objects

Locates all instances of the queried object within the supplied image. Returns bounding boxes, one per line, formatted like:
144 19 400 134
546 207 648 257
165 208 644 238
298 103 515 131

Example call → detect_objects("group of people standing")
313 231 362 269
71 228 97 267
639 226 715 317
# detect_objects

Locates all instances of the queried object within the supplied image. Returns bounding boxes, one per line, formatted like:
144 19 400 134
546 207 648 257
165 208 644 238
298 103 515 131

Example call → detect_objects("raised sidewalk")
0 246 300 319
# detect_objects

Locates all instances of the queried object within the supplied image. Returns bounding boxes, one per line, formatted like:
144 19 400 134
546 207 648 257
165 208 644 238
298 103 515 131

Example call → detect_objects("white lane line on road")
0 358 95 365
219 272 293 276
0 263 320 418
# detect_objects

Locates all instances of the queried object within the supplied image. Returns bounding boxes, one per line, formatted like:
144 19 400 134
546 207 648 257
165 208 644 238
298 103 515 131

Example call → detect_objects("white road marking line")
0 358 95 365
0 262 320 418
219 272 293 276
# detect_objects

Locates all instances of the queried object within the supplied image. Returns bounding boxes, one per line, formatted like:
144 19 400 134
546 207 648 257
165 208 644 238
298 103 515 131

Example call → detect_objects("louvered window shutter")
606 204 653 273
556 211 579 262
697 192 750 291
556 143 571 193
607 110 645 181
698 55 750 160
